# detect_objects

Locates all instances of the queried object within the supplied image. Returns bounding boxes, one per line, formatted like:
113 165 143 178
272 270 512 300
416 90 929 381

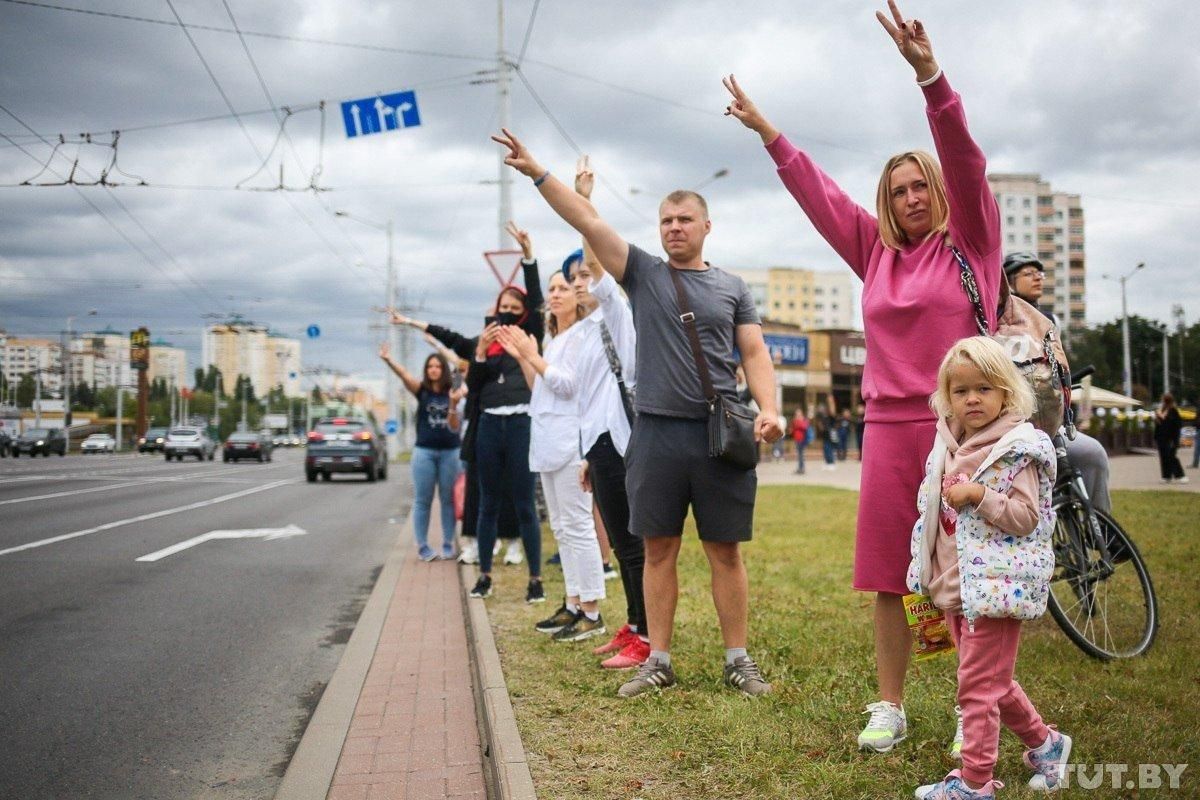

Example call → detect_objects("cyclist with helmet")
1003 252 1112 512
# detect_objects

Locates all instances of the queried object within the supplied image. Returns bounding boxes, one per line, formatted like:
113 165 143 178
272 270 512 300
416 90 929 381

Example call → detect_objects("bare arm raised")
491 129 630 282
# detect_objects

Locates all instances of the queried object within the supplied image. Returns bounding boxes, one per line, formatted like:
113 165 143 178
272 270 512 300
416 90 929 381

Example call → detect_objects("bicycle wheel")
1047 499 1158 659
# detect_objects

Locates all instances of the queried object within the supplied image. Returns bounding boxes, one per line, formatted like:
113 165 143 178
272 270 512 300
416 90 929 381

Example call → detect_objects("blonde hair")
545 271 588 337
875 150 950 250
931 336 1035 421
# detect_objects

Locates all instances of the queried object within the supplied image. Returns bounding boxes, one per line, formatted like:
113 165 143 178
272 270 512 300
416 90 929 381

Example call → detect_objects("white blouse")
528 319 587 473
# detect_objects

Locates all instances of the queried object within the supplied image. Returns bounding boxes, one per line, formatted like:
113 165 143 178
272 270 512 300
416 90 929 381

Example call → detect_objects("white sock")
566 602 579 614
649 649 670 667
725 647 748 666
584 610 599 622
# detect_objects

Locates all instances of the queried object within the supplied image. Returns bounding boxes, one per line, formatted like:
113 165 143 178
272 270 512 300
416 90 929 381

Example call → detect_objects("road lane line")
0 479 159 506
0 479 296 557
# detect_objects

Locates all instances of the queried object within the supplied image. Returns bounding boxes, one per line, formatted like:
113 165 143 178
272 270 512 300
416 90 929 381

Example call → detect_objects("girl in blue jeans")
381 344 464 561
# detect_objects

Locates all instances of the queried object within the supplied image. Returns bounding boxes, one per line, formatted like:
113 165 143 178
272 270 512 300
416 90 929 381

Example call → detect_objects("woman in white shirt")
498 270 606 642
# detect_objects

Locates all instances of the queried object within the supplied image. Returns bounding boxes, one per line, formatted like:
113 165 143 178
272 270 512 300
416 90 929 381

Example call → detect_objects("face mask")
495 311 521 326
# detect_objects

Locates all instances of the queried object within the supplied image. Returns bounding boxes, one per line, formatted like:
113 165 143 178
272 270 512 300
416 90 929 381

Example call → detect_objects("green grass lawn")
483 487 1198 799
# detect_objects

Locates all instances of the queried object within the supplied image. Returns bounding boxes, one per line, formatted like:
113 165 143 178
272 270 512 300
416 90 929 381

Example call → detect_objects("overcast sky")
2 0 1197 394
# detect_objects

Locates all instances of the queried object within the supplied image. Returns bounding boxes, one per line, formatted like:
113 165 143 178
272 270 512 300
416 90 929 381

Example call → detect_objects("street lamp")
1101 262 1145 405
336 209 398 458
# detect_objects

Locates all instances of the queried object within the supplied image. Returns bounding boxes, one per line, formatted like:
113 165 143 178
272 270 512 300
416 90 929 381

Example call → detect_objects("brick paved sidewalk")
328 550 486 800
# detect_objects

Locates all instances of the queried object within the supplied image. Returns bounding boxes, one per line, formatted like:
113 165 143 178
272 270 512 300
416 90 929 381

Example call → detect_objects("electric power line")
515 0 541 67
511 67 652 224
0 0 492 63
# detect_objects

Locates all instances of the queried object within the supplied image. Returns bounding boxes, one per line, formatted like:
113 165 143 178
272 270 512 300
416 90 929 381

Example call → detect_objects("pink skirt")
853 418 937 594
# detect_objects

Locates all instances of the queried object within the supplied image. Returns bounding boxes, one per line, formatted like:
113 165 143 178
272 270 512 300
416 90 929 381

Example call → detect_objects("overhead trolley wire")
0 0 493 63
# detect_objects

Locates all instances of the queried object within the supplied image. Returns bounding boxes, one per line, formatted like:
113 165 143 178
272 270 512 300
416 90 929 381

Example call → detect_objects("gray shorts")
625 413 756 542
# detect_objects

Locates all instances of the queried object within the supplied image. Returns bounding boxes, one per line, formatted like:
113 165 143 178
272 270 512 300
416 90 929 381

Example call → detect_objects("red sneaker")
592 623 635 655
601 636 650 670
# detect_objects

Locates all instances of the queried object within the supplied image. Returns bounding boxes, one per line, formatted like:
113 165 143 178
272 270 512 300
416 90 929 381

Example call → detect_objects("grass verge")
482 487 1198 799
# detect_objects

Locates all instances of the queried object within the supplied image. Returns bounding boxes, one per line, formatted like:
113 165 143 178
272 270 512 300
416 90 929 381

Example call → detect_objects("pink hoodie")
766 74 1002 424
927 413 1041 614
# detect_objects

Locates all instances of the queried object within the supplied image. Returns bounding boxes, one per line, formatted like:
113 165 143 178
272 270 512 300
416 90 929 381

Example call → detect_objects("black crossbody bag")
667 267 759 471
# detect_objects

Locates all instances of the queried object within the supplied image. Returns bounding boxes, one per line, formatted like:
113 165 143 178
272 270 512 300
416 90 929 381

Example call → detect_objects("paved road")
0 449 412 800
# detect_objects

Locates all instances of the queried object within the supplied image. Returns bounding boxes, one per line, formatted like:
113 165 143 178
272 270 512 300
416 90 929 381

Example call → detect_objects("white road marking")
135 524 308 562
0 479 295 557
0 479 159 506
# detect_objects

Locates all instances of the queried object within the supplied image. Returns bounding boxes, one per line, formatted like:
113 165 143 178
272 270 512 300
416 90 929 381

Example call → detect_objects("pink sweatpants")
947 613 1051 785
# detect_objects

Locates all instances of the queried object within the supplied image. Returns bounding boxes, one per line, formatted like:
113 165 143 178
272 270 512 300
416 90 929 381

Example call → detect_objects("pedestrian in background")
380 344 463 561
791 407 810 475
1154 393 1187 484
837 409 853 461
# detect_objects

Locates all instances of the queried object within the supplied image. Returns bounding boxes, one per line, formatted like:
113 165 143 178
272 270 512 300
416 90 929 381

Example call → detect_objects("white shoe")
949 705 963 760
493 539 502 556
457 541 479 565
503 540 524 565
858 701 907 753
1177 476 1190 484
603 562 619 581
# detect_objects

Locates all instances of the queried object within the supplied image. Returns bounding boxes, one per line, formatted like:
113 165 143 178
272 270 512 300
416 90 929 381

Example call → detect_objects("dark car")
12 427 66 457
137 427 169 453
224 431 273 463
304 417 387 483
0 429 11 457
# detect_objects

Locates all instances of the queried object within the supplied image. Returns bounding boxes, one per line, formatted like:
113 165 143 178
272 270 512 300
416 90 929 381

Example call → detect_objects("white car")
163 427 216 461
80 433 116 454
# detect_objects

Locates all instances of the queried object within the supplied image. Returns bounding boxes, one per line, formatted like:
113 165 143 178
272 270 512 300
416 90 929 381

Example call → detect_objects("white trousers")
540 461 605 603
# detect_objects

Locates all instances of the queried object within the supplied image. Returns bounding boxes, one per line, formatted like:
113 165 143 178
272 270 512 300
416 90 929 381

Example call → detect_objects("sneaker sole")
617 681 675 698
469 591 492 599
534 624 570 634
525 596 546 604
554 626 607 643
858 734 906 753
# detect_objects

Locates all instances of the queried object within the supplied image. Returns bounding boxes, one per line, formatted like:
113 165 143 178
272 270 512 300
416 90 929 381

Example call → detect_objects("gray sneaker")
723 656 772 696
617 656 676 698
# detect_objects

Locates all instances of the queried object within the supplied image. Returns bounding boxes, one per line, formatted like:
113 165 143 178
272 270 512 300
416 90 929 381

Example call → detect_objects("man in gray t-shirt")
494 129 782 700
622 243 761 419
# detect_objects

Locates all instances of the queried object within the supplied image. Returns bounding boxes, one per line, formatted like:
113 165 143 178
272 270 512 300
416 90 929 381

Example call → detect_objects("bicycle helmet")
1003 251 1044 277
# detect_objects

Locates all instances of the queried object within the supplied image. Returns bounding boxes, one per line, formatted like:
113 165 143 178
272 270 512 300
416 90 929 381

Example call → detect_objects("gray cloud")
2 0 1197 388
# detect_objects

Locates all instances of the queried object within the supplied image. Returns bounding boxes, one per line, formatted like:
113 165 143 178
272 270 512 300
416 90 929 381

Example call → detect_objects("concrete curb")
273 517 412 800
459 564 538 800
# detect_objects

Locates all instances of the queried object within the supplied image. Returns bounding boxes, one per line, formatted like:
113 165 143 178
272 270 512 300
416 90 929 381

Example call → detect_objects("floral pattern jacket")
907 423 1058 627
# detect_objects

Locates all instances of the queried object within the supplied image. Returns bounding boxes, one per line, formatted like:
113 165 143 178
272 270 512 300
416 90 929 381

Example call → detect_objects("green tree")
16 373 36 408
194 367 205 390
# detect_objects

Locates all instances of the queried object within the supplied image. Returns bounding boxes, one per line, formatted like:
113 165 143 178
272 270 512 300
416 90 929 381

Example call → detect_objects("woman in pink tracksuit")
723 1 1002 750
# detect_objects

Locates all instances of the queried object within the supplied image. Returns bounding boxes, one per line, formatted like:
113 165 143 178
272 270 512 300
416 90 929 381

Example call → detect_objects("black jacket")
423 259 544 461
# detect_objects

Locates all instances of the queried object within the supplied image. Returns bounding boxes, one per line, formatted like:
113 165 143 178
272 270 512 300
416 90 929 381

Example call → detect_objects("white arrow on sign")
135 525 307 563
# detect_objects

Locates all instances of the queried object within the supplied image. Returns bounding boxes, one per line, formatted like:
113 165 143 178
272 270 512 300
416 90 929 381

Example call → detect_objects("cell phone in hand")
484 315 497 326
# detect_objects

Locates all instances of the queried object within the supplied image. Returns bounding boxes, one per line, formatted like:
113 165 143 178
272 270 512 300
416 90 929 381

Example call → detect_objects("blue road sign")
341 91 421 139
306 324 321 339
385 419 399 435
288 371 298 380
763 334 809 366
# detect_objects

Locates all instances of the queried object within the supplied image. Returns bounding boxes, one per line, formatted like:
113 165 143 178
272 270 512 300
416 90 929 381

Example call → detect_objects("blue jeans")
822 438 836 465
795 440 806 473
475 413 540 576
412 446 461 557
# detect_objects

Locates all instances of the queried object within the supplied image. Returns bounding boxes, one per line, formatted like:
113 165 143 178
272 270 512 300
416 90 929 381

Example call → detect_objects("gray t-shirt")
620 244 760 419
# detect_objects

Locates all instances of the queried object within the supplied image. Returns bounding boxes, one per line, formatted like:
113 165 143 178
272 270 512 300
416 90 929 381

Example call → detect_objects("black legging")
1157 441 1185 480
587 432 647 634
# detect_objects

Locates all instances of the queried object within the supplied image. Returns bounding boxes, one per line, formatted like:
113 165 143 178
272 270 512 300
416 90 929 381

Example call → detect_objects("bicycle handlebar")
1071 365 1095 384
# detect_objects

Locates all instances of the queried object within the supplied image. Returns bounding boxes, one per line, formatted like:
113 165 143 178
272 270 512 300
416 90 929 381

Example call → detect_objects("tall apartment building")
988 173 1086 339
729 266 855 330
2 337 62 392
69 328 132 391
202 321 303 398
148 338 189 390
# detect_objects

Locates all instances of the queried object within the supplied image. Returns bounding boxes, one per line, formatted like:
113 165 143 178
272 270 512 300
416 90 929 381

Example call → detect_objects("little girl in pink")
907 337 1072 799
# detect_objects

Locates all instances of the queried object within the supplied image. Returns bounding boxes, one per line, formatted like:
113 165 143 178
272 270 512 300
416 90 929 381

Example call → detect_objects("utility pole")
115 377 124 452
1103 262 1144 406
34 368 42 427
1163 327 1170 396
497 0 512 249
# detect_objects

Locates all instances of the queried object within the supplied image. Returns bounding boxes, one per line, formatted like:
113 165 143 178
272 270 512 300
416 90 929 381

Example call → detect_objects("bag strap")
948 245 990 336
598 319 635 423
667 265 718 405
